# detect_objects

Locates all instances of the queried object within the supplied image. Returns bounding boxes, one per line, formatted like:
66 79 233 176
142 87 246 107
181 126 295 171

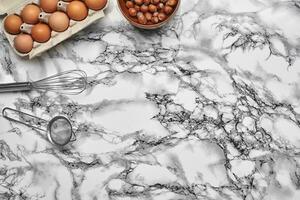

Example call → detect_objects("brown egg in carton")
1 0 109 59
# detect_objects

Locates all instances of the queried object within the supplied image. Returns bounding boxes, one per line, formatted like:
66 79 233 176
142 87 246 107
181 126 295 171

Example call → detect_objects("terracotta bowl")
117 0 180 29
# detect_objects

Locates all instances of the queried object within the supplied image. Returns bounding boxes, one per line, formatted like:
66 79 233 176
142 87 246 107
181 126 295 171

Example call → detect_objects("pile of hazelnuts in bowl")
118 0 179 29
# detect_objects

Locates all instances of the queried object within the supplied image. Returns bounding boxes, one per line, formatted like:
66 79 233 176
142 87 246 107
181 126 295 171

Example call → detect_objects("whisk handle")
0 82 33 93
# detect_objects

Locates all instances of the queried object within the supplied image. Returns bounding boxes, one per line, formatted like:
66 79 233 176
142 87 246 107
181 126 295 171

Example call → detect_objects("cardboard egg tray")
0 0 109 59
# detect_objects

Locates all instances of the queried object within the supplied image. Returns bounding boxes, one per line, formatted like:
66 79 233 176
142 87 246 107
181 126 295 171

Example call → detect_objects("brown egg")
21 4 41 24
4 14 23 35
40 0 58 13
14 34 33 54
67 1 88 21
84 0 107 11
49 11 70 32
31 23 51 43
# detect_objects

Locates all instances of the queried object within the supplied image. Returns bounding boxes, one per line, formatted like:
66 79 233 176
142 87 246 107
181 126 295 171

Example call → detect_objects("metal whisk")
0 70 87 95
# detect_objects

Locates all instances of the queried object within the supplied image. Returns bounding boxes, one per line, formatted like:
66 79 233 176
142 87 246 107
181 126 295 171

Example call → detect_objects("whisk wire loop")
31 70 88 95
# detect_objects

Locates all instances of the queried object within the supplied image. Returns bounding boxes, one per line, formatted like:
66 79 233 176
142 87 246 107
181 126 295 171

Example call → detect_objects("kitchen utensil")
2 107 76 146
0 70 87 95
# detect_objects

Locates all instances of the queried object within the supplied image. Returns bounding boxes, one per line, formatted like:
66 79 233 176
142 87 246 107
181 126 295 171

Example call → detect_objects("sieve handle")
0 82 33 93
2 107 47 132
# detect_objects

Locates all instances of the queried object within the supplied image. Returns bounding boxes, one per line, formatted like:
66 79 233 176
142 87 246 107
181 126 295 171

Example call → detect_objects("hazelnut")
128 8 137 17
145 12 152 21
158 3 164 10
151 16 159 23
126 1 134 8
144 0 151 5
153 12 159 17
134 5 140 11
148 4 157 12
151 0 160 4
166 0 177 7
158 12 166 21
164 5 173 14
137 11 143 17
140 4 149 12
135 0 143 5
137 13 147 24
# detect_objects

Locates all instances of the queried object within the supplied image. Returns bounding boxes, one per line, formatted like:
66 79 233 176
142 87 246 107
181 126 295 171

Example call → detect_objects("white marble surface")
1 0 300 199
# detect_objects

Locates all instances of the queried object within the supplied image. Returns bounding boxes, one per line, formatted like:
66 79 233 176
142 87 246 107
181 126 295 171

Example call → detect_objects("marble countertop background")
1 0 300 199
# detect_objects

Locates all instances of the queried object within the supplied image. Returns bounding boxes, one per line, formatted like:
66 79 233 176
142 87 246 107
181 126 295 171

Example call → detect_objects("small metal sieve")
2 107 76 146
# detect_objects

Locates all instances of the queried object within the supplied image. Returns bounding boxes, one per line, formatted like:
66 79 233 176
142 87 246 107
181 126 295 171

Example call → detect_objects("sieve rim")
47 116 73 146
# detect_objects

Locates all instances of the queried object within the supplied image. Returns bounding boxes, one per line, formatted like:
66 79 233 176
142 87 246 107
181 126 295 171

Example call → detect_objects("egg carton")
0 0 109 59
